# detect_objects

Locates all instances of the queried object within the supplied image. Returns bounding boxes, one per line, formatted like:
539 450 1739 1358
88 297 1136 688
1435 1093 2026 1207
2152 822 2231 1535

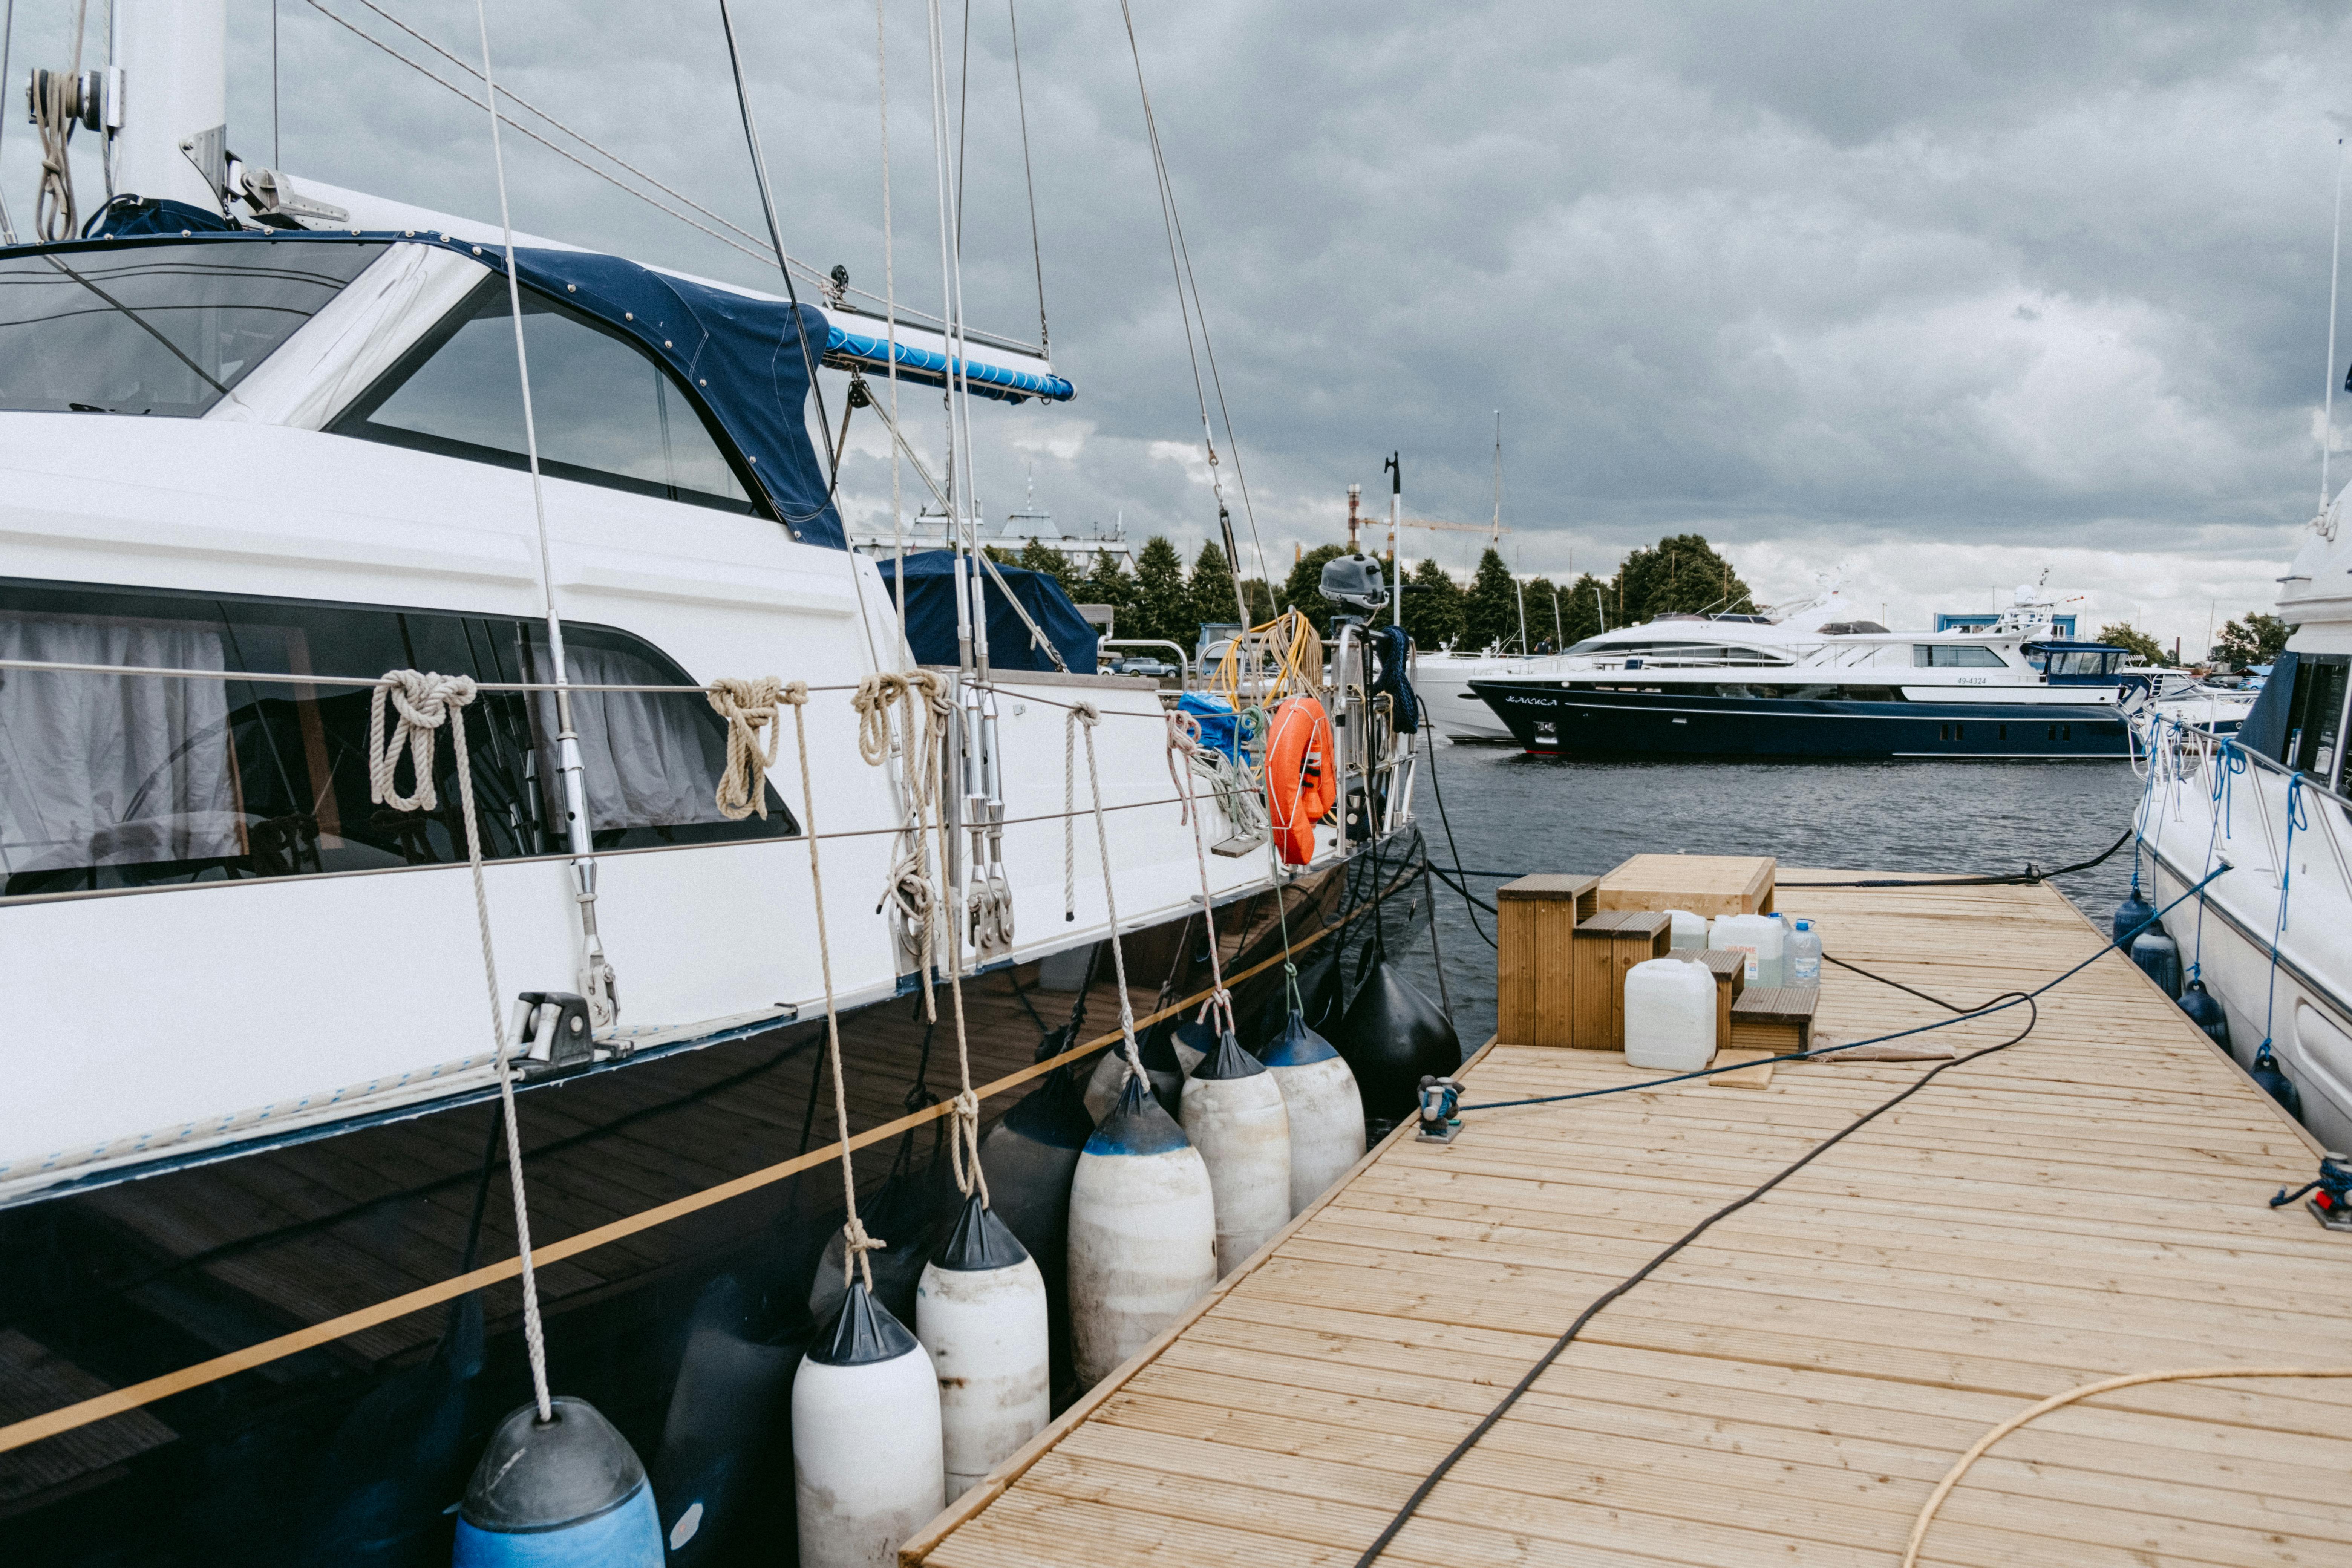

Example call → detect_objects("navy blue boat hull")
1469 683 2132 760
0 841 1435 1568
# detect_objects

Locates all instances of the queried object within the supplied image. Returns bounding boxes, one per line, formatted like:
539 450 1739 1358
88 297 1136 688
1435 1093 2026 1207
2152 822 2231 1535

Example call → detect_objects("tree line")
994 531 1756 656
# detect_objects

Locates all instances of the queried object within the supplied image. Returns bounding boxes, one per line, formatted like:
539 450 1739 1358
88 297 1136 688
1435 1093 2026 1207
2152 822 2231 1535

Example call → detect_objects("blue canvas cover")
874 551 1098 674
495 246 846 550
1176 693 1242 760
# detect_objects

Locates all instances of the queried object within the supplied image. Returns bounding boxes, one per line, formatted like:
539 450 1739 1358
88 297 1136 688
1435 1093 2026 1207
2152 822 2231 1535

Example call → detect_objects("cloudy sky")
9 0 2348 648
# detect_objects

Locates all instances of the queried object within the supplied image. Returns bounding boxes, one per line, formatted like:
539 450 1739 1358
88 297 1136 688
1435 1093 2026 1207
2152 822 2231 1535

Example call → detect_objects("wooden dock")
903 870 2352 1567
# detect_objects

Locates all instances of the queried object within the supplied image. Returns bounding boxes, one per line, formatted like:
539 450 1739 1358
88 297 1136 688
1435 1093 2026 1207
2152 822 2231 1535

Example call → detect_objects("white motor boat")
2131 495 2352 1148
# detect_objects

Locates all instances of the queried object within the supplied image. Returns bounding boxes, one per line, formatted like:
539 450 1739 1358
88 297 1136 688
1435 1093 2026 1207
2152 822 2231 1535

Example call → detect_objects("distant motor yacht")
1466 588 2248 760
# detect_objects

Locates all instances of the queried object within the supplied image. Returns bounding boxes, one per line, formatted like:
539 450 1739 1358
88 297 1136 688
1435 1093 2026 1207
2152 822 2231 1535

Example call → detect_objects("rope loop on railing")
367 670 481 813
705 675 787 820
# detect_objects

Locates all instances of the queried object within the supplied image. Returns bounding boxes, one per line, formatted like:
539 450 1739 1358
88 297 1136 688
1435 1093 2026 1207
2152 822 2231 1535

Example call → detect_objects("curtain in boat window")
0 581 795 897
526 636 750 838
0 614 240 875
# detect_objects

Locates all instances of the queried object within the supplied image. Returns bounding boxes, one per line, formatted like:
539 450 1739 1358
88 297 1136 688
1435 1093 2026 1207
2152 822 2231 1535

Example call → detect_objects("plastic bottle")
1708 913 1785 990
1788 919 1822 987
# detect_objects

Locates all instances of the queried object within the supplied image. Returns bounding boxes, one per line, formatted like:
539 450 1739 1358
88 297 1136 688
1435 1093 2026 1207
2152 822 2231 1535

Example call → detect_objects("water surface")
1386 743 2147 1049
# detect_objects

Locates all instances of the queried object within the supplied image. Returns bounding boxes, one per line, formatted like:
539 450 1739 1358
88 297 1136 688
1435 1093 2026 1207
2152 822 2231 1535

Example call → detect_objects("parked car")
1110 655 1179 679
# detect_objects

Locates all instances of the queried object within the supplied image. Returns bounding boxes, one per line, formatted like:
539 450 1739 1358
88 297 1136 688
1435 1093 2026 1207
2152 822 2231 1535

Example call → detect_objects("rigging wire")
876 0 909 652
306 0 971 336
1112 0 1273 603
715 0 839 499
2323 135 2346 519
1006 0 1049 353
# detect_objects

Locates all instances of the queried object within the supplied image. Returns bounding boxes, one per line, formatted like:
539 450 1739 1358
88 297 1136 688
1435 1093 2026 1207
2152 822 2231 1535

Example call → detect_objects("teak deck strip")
906 868 2352 1567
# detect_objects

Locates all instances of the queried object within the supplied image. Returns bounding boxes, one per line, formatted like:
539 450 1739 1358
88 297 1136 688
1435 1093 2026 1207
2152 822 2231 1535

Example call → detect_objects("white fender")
916 1196 1050 1495
792 1285 945 1568
1179 1028 1292 1276
1066 1072 1217 1387
1259 1010 1366 1216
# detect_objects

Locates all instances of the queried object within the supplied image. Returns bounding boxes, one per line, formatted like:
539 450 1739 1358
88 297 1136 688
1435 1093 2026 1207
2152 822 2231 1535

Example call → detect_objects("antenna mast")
1490 410 1503 541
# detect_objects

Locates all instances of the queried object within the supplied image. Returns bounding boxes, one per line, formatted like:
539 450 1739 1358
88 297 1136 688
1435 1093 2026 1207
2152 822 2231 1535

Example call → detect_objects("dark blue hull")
0 844 1427 1567
1469 683 2132 760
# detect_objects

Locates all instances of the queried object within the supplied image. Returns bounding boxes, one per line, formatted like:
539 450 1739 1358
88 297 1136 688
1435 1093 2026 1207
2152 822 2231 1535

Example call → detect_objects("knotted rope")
1072 704 1147 1082
368 670 479 812
706 676 786 820
852 671 954 1005
366 670 553 1424
781 680 887 1289
1167 712 1238 1036
853 670 991 1206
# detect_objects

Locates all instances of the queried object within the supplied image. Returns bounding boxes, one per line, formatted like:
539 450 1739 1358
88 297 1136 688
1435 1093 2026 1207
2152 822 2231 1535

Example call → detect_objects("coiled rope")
364 670 553 1423
1071 704 1147 1082
852 670 954 970
776 681 886 1289
706 675 786 821
851 669 990 1206
1901 1367 2352 1568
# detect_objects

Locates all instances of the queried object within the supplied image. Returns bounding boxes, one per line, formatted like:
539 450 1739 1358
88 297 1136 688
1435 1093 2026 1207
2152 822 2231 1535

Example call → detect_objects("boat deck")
903 869 2352 1567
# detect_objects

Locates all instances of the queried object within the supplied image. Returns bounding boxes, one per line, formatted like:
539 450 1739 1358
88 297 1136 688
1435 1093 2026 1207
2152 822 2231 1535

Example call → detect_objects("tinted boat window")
1912 644 2006 668
0 240 386 416
334 279 756 514
0 580 794 898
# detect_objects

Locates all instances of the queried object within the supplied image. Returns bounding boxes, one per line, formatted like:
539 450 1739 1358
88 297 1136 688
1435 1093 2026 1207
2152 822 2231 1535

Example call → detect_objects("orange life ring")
1264 696 1335 865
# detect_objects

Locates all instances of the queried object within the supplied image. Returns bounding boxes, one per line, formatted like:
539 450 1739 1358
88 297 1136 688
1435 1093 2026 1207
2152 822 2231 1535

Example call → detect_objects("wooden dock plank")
904 869 2352 1567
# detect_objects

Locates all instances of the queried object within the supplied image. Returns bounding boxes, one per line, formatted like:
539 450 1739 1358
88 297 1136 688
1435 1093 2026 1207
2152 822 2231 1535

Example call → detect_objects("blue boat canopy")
875 550 1099 674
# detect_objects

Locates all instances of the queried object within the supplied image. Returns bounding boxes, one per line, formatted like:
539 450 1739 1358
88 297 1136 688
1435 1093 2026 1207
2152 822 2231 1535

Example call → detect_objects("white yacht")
2131 496 2352 1148
1467 588 2247 759
0 9 1429 1562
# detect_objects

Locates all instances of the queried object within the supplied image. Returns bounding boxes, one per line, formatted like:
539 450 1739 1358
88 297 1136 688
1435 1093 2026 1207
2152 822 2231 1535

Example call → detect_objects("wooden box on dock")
1496 874 1600 1047
1597 854 1776 918
1729 987 1818 1056
1689 948 1746 1052
1570 911 1672 1049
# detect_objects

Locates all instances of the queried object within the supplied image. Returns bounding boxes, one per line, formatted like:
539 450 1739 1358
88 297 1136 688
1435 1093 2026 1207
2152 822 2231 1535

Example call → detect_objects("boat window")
0 579 794 899
2282 654 2349 783
1912 645 2006 668
0 239 387 418
332 277 758 515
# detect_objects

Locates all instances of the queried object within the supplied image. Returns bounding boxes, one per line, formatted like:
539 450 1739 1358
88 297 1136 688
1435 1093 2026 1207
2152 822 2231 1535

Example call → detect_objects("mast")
111 0 227 209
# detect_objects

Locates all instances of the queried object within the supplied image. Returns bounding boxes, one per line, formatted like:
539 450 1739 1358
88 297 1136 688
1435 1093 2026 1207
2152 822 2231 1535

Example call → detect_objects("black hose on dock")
1346 864 2225 1568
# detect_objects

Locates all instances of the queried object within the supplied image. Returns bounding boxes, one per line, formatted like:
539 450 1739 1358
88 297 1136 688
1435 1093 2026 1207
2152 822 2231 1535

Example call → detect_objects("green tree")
1017 539 1084 601
2212 612 2294 667
1608 534 1753 624
2096 622 2171 667
1401 558 1463 650
1559 572 1607 646
1523 576 1562 652
1129 536 1189 648
1461 548 1521 651
1279 545 1351 636
1078 550 1135 636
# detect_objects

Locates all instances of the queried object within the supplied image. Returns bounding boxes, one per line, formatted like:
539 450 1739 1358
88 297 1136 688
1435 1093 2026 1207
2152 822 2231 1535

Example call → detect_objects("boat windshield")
1563 637 1790 666
0 240 386 418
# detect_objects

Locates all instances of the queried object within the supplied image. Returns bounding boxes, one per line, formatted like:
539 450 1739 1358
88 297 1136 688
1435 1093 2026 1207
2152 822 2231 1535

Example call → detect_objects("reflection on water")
1388 743 2146 1048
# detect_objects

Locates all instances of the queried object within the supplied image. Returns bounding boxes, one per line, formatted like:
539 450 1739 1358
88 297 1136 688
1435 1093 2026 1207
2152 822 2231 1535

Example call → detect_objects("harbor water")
1389 743 2150 1050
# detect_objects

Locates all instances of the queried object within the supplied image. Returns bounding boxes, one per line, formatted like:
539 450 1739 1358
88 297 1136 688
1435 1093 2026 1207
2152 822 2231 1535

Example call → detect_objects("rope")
31 2 86 243
705 676 786 821
364 671 553 1424
2256 773 2309 1064
1072 704 1146 1078
779 682 886 1291
1167 713 1237 1034
1902 1368 2352 1568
